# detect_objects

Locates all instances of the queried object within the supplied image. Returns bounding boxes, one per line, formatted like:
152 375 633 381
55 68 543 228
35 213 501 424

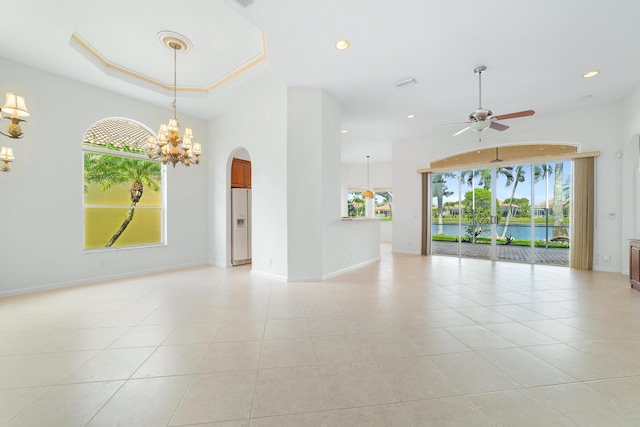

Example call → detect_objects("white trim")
250 270 288 281
321 257 381 280
593 266 626 274
392 249 421 255
287 275 323 282
0 261 208 298
82 145 154 161
249 256 382 282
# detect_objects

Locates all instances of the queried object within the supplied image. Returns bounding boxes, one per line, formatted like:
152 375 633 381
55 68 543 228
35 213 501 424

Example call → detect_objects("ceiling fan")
444 66 535 138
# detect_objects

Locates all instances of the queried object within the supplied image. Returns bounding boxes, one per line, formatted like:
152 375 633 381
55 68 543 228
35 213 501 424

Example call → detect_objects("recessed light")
335 40 350 50
406 114 415 119
341 129 349 133
582 70 600 78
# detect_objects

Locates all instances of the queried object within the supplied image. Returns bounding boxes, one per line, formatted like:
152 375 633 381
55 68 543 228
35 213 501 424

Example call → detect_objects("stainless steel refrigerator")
231 188 252 265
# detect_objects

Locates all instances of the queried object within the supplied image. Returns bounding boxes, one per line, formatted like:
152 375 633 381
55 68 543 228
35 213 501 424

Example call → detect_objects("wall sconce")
0 146 14 172
0 92 29 139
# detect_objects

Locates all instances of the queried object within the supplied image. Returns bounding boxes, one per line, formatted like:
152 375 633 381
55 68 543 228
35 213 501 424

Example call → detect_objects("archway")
227 148 252 266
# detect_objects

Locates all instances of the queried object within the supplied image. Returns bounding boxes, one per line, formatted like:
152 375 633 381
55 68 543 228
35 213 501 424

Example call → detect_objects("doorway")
230 154 252 266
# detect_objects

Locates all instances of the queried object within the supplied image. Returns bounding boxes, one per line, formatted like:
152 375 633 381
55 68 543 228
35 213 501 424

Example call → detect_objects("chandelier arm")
0 130 23 139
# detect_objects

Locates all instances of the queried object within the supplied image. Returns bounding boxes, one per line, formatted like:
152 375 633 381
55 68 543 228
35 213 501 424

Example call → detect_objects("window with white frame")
374 189 392 221
347 189 366 217
347 188 392 220
83 118 165 250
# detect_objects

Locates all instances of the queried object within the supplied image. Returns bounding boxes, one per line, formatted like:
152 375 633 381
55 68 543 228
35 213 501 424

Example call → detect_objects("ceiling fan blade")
489 121 509 131
493 110 535 121
452 126 470 136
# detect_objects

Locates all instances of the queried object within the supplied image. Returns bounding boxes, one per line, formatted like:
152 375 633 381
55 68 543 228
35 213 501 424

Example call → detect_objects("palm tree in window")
499 165 526 240
84 153 161 247
432 174 453 235
551 162 569 241
460 167 513 242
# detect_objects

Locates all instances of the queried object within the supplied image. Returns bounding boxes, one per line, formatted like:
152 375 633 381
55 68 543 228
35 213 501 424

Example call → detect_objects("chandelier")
0 92 29 173
363 155 374 199
147 34 201 167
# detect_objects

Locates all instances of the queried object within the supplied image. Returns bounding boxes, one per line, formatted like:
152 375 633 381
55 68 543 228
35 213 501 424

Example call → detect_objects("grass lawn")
431 234 569 248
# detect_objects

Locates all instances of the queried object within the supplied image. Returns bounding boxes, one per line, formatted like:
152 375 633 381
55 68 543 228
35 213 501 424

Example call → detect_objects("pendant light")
363 155 374 199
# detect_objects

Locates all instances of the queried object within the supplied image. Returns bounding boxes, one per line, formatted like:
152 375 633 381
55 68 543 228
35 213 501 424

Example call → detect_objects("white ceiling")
2 0 640 163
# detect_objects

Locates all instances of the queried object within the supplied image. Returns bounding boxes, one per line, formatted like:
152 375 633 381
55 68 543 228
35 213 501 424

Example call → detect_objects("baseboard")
593 265 624 273
391 249 421 255
250 256 382 282
250 270 289 281
286 275 324 282
321 256 381 280
0 261 208 298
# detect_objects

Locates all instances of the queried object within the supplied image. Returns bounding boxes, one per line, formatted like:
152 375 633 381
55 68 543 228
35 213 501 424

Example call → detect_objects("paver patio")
432 240 569 266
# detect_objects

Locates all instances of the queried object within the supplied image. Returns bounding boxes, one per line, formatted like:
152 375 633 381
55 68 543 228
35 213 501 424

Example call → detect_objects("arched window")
83 118 165 250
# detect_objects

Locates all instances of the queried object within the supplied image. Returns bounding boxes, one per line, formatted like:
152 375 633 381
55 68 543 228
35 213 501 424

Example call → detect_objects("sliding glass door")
430 160 571 266
495 163 533 263
532 161 570 266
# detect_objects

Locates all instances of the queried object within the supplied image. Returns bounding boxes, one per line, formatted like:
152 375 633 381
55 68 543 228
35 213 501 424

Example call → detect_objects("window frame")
346 188 367 218
373 188 393 221
82 119 166 252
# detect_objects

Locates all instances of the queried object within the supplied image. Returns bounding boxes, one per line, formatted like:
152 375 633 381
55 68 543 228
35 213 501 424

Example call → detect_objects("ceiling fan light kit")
443 65 535 139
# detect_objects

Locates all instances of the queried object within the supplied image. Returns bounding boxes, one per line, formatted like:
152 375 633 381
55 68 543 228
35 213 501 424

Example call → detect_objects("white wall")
208 84 289 278
285 88 380 280
342 161 392 192
0 58 209 296
287 88 324 279
393 101 625 270
320 91 380 277
209 86 378 281
620 83 640 273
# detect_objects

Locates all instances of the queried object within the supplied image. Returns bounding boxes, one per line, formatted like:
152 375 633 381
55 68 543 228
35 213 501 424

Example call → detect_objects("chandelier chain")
172 45 177 120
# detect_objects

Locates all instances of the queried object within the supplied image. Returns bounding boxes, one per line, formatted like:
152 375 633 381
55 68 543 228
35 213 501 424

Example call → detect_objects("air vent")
395 77 417 89
234 0 255 7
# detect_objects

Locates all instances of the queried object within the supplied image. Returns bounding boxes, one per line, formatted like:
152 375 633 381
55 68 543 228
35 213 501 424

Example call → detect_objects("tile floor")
2 245 640 426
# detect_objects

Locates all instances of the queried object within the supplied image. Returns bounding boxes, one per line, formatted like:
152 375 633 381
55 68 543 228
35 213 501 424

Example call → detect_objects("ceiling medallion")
157 31 192 53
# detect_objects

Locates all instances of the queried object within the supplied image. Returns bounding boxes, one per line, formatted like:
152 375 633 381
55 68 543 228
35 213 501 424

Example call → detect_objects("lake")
432 223 570 241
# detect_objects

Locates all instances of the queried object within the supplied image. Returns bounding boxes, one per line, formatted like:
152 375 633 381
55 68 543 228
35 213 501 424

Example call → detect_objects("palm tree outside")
432 173 454 235
84 153 161 247
499 165 526 239
552 162 569 240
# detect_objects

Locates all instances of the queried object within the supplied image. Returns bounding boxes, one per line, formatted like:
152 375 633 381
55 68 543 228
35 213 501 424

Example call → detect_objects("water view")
432 223 570 241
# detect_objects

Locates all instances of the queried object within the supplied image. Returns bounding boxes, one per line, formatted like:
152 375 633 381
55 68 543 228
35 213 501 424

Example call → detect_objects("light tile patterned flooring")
1 244 640 426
